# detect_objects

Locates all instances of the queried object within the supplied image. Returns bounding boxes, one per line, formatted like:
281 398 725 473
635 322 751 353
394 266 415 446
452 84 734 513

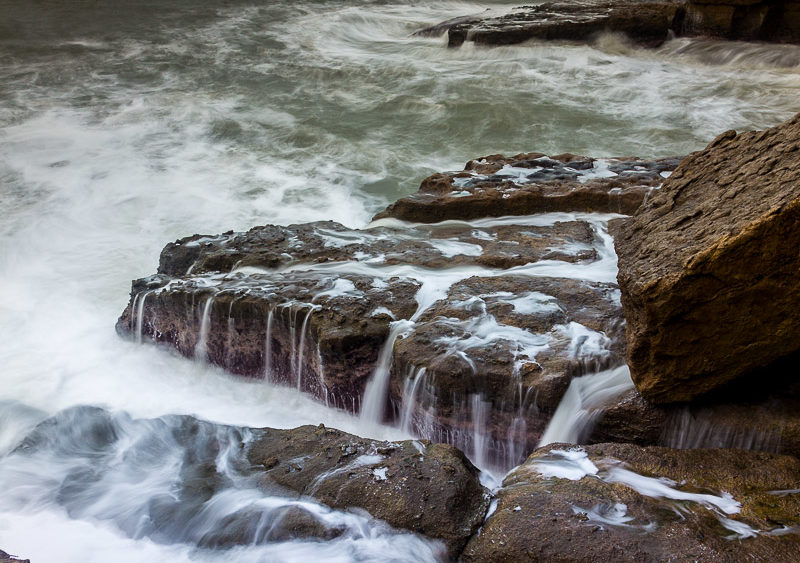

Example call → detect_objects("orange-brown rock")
615 113 800 404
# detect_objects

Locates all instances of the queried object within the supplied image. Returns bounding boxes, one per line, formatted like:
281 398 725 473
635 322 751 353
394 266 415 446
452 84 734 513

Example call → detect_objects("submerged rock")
8 406 487 559
463 443 800 562
615 112 800 403
247 425 489 556
374 153 680 224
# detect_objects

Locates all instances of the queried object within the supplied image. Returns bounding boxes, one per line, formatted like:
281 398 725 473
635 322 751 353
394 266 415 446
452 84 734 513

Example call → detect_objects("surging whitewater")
1 0 800 561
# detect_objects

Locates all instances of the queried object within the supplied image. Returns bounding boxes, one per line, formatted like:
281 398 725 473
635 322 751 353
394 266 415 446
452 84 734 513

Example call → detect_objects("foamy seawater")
1 0 799 560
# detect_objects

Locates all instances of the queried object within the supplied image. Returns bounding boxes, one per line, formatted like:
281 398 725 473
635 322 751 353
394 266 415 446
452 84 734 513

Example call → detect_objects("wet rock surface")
247 424 489 556
119 189 627 469
615 112 800 403
375 152 680 223
683 0 800 43
392 275 625 467
7 406 486 559
463 443 800 562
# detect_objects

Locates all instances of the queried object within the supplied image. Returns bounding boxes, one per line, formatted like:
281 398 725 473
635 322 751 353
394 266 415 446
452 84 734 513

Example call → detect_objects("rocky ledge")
118 153 678 470
110 112 800 559
464 443 800 561
417 0 800 48
375 153 680 223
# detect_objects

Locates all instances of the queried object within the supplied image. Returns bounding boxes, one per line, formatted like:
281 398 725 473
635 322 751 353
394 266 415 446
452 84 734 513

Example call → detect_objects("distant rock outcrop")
417 0 800 48
615 113 800 403
422 1 685 48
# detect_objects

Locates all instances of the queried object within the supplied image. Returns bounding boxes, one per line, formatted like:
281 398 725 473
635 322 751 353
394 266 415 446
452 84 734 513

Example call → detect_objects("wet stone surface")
4 406 487 560
464 443 800 562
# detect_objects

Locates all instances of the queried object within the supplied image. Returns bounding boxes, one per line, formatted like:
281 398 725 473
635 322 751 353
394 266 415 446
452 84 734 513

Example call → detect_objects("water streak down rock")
615 112 800 403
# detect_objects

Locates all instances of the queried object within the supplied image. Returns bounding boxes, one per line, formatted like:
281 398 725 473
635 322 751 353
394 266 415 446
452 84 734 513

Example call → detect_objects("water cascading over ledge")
118 153 679 471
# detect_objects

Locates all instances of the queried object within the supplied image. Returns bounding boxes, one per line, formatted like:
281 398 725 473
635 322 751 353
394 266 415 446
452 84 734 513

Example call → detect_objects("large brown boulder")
463 443 800 562
615 113 800 403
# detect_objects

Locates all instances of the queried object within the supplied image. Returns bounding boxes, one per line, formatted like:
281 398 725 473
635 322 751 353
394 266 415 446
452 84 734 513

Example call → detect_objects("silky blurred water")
0 1 798 560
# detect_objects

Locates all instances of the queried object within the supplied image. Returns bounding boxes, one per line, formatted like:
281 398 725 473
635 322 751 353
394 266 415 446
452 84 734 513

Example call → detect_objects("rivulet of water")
1 0 799 560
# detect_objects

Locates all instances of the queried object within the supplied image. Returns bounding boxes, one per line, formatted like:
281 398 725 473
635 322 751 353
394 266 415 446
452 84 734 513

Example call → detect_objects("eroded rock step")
118 213 624 471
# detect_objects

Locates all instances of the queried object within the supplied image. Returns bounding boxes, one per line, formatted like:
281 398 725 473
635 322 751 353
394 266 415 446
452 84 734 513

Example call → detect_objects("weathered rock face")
391 275 625 466
247 425 489 556
615 112 800 403
118 153 641 470
375 153 680 224
428 1 685 49
463 443 800 562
